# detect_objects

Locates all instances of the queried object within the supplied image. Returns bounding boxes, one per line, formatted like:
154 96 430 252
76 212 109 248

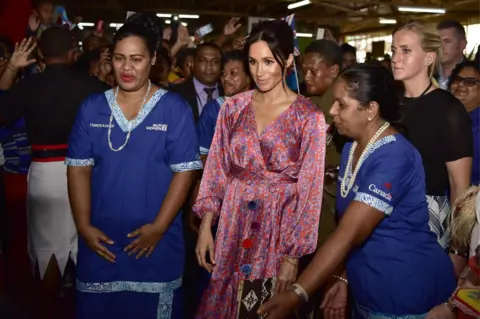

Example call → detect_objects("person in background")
302 40 341 122
67 18 201 318
197 49 251 159
0 36 13 76
380 54 392 72
194 20 326 318
0 37 35 309
168 47 195 84
27 0 54 38
0 26 107 319
170 41 223 319
82 34 110 53
150 46 172 88
340 43 357 70
171 42 223 121
300 39 343 258
449 61 480 186
436 20 467 90
392 19 473 276
258 63 456 319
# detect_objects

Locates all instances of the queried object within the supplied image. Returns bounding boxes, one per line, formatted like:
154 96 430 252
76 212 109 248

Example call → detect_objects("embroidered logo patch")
90 123 114 128
368 184 392 201
146 124 168 131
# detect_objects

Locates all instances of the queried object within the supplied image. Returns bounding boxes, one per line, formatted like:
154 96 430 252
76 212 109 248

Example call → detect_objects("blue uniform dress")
197 96 225 156
66 88 202 319
336 134 456 318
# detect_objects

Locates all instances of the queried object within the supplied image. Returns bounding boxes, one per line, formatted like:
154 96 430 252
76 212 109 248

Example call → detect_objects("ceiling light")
165 20 171 24
174 16 179 21
78 22 94 27
397 6 446 14
179 14 199 19
379 18 397 24
287 0 311 10
296 32 313 38
157 13 172 18
181 22 188 27
110 23 123 29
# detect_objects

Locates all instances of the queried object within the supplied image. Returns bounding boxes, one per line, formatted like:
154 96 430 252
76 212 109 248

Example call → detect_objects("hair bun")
125 12 164 50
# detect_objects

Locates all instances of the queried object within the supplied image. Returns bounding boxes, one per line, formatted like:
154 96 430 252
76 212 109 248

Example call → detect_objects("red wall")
0 0 31 42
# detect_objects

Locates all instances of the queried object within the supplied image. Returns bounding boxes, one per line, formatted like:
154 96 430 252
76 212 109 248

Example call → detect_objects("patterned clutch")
236 278 276 319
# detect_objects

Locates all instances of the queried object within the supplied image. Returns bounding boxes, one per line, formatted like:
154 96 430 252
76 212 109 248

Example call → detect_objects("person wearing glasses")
449 61 480 186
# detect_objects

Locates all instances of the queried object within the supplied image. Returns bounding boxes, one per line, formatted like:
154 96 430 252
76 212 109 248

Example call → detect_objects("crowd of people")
0 0 479 318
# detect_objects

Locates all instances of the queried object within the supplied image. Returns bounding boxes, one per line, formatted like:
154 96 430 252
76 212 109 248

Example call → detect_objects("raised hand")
9 38 37 70
223 17 242 36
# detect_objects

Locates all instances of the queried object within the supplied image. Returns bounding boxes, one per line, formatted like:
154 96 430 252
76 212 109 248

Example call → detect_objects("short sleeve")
166 94 203 172
441 98 473 162
354 151 412 216
66 98 94 167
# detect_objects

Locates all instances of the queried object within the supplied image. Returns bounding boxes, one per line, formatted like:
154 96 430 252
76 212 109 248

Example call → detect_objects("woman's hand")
425 303 455 319
275 258 298 294
320 281 348 319
124 223 164 259
80 225 116 263
195 218 216 272
257 290 300 319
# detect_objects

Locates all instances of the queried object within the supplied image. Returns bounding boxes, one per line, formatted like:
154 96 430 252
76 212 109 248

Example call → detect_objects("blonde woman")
391 20 473 275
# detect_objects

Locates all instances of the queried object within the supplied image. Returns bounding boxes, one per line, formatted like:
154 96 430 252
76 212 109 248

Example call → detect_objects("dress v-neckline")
104 89 166 133
249 95 298 137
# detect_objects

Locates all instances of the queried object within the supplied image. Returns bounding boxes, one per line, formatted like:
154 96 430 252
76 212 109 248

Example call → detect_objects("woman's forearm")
296 227 355 296
67 166 92 234
0 65 19 91
153 171 196 233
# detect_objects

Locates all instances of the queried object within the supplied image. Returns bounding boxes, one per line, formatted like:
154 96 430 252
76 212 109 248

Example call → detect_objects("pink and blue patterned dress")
193 90 326 318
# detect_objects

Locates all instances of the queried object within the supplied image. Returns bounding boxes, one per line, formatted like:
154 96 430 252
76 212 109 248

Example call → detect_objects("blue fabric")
470 107 480 185
0 91 30 174
336 134 456 316
197 97 224 155
66 89 202 318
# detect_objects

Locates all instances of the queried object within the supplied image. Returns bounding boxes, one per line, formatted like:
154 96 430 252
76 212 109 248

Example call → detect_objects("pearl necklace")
108 80 152 152
340 121 390 198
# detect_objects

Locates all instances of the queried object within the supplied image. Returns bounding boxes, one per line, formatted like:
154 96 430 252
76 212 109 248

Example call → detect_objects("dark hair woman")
259 64 456 319
193 20 326 318
66 13 202 318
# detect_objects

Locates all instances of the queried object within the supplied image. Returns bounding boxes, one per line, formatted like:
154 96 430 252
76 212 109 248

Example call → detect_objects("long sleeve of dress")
280 111 326 258
193 100 231 222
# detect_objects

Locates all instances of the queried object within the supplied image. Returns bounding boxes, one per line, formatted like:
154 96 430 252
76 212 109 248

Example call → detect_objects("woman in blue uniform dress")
66 18 202 319
258 64 456 318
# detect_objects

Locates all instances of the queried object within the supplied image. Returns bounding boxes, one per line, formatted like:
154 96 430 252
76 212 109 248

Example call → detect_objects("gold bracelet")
283 257 299 266
332 275 348 285
289 283 309 303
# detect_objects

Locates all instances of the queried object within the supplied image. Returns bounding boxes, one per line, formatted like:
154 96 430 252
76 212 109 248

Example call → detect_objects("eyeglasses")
452 75 480 87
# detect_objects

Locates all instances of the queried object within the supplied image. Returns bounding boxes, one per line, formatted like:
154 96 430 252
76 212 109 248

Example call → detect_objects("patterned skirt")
426 195 451 248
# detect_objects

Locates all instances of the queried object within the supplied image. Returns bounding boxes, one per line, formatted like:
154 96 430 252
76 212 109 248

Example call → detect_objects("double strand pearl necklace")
340 121 390 198
108 80 152 152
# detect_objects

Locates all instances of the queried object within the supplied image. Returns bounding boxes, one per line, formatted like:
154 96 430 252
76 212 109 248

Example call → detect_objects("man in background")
437 20 467 90
340 43 357 70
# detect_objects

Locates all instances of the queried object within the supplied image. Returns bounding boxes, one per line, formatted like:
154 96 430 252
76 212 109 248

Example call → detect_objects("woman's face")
391 29 433 82
329 79 371 139
451 66 480 111
112 36 154 92
221 60 251 97
248 40 287 93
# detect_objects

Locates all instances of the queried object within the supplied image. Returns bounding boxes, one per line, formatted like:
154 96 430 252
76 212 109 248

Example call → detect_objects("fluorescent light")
397 6 446 14
77 25 83 30
379 18 397 24
78 42 82 45
287 0 311 10
110 23 123 29
78 22 94 27
179 14 199 19
165 20 171 24
296 32 313 38
157 13 172 18
181 22 188 27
